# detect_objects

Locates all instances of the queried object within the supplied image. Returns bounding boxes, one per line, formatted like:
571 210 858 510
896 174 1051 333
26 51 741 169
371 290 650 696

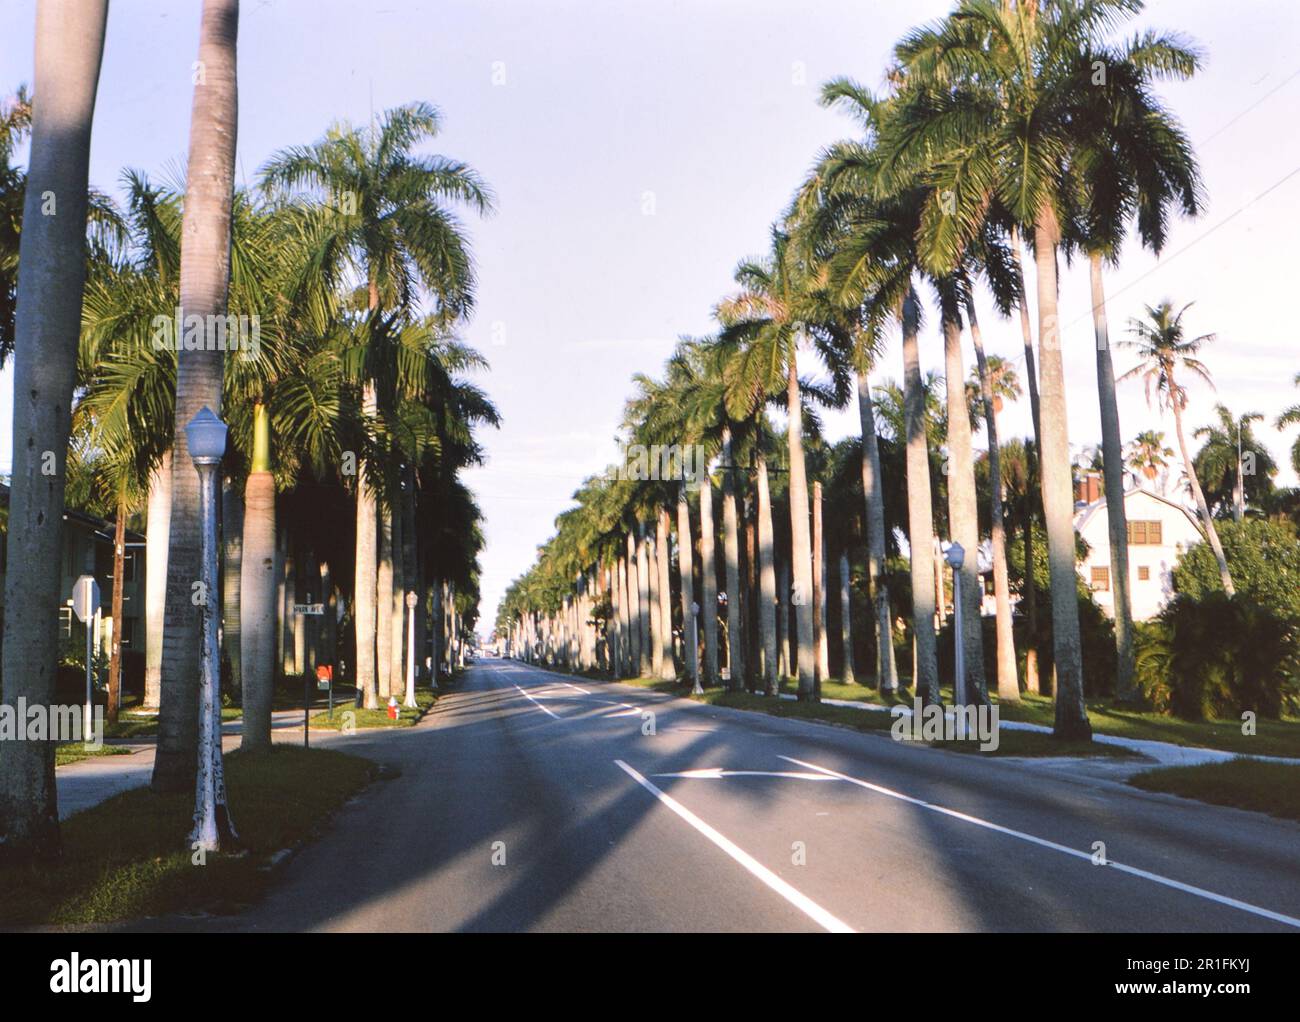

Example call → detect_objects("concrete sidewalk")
56 709 350 821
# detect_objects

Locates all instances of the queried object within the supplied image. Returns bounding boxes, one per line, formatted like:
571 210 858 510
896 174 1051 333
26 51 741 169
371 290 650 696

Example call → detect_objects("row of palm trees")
502 0 1239 743
0 0 494 859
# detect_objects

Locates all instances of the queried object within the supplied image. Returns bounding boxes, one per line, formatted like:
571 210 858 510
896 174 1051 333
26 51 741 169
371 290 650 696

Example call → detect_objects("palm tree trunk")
354 407 379 707
1012 226 1042 694
1033 209 1090 740
942 301 987 705
389 504 406 693
283 547 297 675
838 550 855 686
636 524 652 676
856 372 898 692
153 0 240 794
756 453 779 695
647 523 663 678
743 489 758 690
656 507 675 681
901 287 940 702
721 426 746 691
107 496 127 722
968 300 1019 703
1173 400 1236 594
221 474 243 698
677 483 701 693
238 408 275 751
698 476 719 685
616 553 630 676
401 472 418 698
785 358 817 702
429 578 443 684
1089 252 1137 702
778 558 791 680
144 450 171 708
0 0 108 854
377 507 394 698
812 481 830 693
625 533 640 676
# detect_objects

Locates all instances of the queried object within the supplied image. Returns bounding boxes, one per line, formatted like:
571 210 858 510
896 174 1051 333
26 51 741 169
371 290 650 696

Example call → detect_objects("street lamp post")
689 601 702 695
187 407 236 851
944 541 965 708
404 590 418 709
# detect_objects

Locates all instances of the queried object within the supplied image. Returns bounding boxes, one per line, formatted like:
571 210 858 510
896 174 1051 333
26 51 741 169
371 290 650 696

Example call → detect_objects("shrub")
1138 592 1299 720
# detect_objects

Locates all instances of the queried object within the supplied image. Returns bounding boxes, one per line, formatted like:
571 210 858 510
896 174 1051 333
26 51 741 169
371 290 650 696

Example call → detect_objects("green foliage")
1174 518 1300 621
1131 760 1300 823
1137 592 1299 720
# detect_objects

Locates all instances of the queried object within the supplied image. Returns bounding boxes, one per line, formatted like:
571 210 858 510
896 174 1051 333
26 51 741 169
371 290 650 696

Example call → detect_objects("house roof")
1073 484 1202 536
0 482 147 544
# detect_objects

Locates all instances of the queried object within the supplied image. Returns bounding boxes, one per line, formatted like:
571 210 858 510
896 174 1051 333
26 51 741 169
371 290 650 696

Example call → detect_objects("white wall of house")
1075 487 1203 621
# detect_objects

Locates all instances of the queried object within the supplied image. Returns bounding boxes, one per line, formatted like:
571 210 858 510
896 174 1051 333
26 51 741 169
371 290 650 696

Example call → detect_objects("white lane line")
653 768 838 782
513 684 559 719
782 755 1300 931
615 759 854 933
562 682 591 695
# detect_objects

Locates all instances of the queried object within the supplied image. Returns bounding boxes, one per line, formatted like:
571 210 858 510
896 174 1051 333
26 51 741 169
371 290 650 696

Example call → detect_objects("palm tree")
152 0 242 796
966 300 1019 703
1193 405 1276 519
1126 429 1174 485
1274 375 1300 477
716 230 834 701
876 0 1182 738
260 102 492 709
1120 301 1234 594
0 0 109 858
1066 19 1203 705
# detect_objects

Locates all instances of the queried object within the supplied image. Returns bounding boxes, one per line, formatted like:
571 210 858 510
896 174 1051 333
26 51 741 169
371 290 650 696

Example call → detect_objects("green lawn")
54 744 136 768
0 745 377 927
1129 759 1300 822
611 678 1131 758
306 687 437 731
770 679 1300 758
995 692 1300 758
104 707 241 741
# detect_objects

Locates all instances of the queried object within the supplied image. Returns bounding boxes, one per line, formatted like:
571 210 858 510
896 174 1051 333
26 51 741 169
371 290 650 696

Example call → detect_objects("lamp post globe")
186 406 228 465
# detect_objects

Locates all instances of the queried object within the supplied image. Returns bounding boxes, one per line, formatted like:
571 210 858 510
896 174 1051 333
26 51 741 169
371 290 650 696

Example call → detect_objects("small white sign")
72 575 100 623
293 603 325 616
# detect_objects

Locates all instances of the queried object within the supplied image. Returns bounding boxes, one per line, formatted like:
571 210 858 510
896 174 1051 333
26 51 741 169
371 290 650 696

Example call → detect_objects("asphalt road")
200 659 1300 932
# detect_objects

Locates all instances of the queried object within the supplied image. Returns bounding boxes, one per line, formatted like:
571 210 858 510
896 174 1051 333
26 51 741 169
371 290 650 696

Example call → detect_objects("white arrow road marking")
513 685 559 719
615 759 854 933
605 704 642 718
782 755 1300 931
653 768 838 782
561 682 591 694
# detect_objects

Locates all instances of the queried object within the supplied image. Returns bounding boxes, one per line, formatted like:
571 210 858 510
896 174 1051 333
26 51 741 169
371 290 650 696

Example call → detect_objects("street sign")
72 575 100 623
293 603 325 615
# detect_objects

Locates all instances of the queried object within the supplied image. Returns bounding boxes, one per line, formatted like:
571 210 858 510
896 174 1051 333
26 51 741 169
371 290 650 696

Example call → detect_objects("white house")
1073 477 1204 621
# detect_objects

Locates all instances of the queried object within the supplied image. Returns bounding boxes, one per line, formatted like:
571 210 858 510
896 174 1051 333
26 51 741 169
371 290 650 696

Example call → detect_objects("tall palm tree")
1066 20 1203 704
1126 429 1173 485
1193 405 1276 520
260 102 492 709
1274 375 1300 478
875 0 1181 737
717 229 850 702
0 0 109 858
1120 301 1234 594
966 298 1019 703
152 0 242 794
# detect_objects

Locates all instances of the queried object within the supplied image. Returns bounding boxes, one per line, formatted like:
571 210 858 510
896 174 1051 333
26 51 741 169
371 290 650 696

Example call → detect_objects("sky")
2 0 1299 632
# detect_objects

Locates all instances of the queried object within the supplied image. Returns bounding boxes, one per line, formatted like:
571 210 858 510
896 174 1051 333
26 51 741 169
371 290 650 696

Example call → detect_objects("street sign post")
72 574 100 741
294 598 326 747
